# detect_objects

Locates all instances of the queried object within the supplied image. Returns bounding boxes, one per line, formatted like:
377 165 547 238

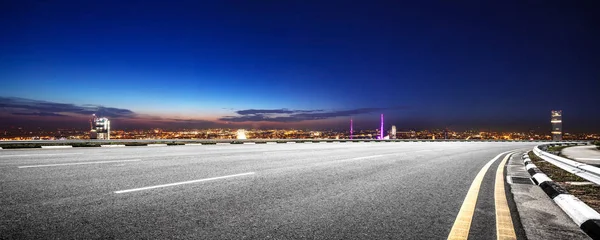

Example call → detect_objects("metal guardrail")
533 144 600 185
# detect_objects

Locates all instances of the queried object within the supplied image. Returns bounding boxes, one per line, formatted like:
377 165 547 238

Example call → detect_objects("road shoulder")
507 151 590 240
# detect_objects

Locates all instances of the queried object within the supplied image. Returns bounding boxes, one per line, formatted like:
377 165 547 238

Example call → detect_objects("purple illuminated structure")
350 118 353 140
380 114 384 139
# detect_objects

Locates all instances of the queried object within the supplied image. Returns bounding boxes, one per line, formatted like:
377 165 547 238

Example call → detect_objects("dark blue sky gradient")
1 1 599 132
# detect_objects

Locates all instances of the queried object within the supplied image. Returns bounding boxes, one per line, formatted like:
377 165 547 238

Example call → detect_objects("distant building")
237 129 247 139
551 110 562 141
90 115 110 140
444 129 449 140
390 125 397 139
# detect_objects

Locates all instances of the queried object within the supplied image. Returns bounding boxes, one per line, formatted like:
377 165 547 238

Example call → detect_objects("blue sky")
1 1 599 132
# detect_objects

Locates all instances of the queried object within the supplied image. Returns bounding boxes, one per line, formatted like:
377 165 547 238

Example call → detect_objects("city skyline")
1 1 599 132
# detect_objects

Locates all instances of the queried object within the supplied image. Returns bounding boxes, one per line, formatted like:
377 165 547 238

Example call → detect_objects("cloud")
11 112 67 117
235 109 323 115
0 97 216 129
219 107 402 123
0 97 134 118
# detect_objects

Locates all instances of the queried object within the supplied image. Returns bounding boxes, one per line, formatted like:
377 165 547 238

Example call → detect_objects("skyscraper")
390 125 397 139
551 110 562 141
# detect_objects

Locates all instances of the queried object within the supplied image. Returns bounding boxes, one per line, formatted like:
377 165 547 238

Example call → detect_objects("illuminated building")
551 110 562 141
390 125 396 139
90 115 110 140
237 129 247 139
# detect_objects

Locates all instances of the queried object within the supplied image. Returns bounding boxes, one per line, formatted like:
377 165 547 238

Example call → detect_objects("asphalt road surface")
1 142 537 239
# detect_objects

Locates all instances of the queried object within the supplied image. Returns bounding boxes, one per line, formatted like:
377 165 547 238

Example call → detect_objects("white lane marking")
185 143 203 146
147 144 167 147
0 152 83 158
18 159 141 168
114 172 255 194
414 149 433 153
101 145 125 147
327 154 395 164
41 146 73 149
348 154 389 161
576 158 600 161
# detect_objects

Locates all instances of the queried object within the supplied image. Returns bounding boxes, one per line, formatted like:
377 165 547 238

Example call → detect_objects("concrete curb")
522 152 600 239
41 145 73 149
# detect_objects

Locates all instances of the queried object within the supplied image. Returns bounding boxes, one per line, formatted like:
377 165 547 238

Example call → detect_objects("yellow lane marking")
495 153 517 240
447 151 511 240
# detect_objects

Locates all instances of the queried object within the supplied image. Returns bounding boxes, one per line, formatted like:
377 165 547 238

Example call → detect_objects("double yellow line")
447 152 516 240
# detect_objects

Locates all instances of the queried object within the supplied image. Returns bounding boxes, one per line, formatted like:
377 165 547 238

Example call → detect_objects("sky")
1 0 599 132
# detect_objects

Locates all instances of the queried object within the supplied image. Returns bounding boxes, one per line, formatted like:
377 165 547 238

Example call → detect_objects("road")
562 145 600 166
0 142 536 239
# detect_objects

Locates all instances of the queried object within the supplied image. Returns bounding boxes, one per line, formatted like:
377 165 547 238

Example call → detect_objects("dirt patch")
560 184 600 213
528 152 586 182
528 151 600 212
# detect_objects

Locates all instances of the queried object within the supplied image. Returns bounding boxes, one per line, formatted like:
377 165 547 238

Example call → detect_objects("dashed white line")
41 145 73 149
114 172 256 194
0 152 83 158
414 149 433 153
328 154 396 164
18 159 141 168
348 154 389 161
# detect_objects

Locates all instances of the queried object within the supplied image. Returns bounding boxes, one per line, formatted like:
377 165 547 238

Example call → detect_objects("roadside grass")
529 151 600 212
546 146 570 157
529 151 585 182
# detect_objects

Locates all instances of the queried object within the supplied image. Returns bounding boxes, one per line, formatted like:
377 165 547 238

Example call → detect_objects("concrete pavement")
506 151 590 239
0 142 566 239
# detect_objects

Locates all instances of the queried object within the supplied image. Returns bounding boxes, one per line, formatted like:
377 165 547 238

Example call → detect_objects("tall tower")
551 110 562 141
380 114 384 139
391 125 397 139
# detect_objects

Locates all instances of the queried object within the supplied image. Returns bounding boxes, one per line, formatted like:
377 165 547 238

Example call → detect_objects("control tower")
90 115 110 140
551 110 562 141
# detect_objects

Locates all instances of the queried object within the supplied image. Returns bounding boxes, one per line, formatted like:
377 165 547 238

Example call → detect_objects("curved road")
0 142 536 239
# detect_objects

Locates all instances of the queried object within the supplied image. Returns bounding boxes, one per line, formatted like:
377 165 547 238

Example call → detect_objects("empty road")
1 142 536 239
